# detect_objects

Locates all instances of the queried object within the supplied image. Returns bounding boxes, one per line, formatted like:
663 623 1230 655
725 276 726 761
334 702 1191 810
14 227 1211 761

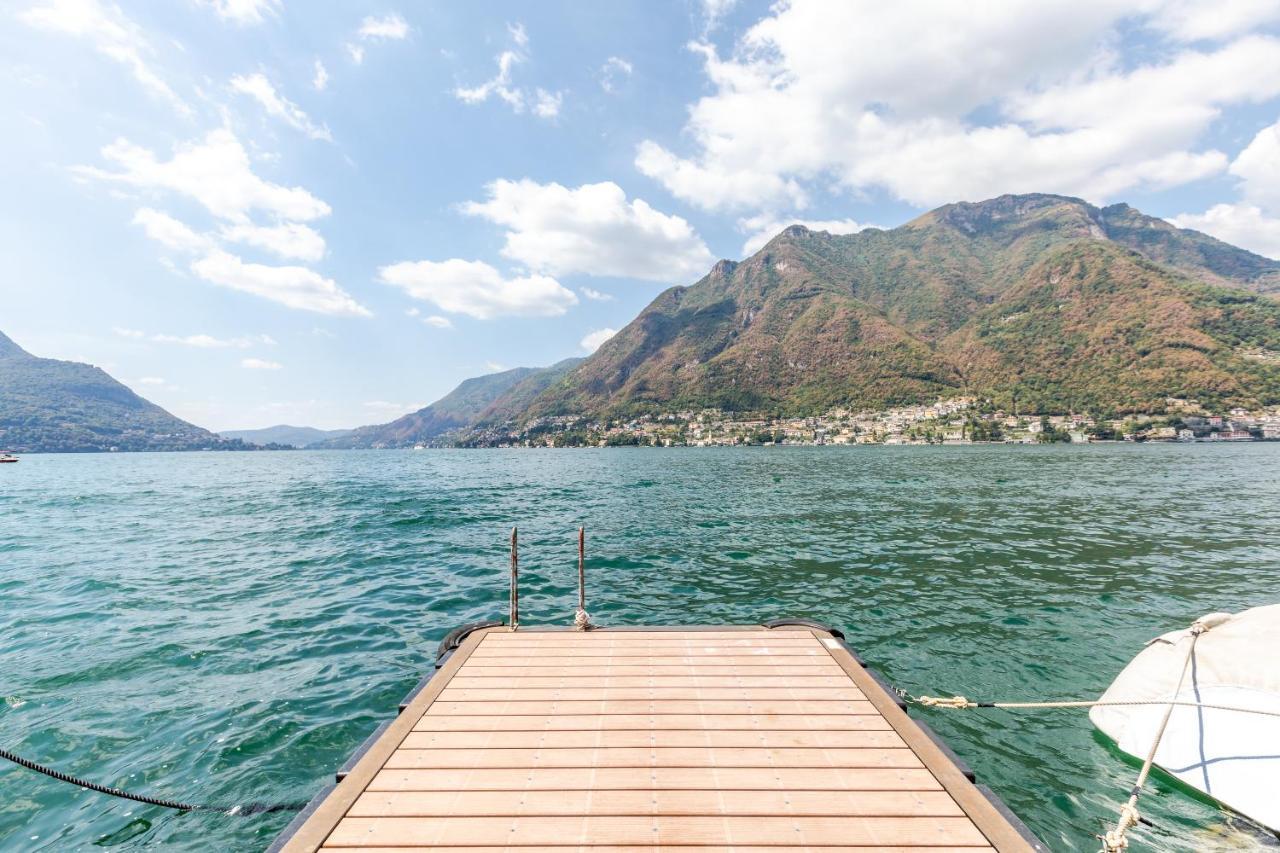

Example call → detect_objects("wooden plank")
322 840 998 845
462 655 833 666
382 746 923 769
437 686 867 701
455 664 847 676
470 647 829 658
412 713 893 732
481 627 808 635
399 728 907 749
447 675 855 687
479 637 821 646
366 766 944 792
348 788 964 818
323 815 992 847
423 699 878 715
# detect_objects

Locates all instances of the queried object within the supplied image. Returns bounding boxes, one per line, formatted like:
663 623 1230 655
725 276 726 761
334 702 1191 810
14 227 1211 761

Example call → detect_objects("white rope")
914 696 1280 718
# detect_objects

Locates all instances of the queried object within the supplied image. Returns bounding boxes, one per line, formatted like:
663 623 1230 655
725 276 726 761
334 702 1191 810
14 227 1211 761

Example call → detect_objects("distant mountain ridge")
0 330 249 452
490 193 1280 421
219 424 353 447
316 358 583 448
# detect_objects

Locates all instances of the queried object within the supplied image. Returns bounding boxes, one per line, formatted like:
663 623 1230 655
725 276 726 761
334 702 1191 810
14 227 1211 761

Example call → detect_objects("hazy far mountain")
219 425 354 448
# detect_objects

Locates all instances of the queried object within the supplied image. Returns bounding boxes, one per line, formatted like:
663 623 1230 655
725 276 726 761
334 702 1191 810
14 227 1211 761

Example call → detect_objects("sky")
2 0 1280 431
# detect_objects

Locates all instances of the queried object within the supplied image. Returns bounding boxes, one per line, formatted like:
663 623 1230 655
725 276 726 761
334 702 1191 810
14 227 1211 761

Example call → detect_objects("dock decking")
275 625 1040 852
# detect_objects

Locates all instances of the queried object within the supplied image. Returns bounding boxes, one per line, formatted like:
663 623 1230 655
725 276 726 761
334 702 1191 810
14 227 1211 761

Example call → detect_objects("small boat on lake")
0 452 18 463
1091 604 1280 834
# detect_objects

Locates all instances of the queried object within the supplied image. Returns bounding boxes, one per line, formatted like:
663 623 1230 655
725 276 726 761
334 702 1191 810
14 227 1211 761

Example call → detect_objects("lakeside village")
462 398 1280 448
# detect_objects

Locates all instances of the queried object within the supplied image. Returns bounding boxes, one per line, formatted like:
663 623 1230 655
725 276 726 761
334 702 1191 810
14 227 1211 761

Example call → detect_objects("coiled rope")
0 748 305 815
912 617 1247 853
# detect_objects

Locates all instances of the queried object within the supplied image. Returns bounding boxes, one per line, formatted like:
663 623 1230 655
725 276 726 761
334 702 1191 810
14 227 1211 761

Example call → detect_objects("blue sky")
2 0 1280 430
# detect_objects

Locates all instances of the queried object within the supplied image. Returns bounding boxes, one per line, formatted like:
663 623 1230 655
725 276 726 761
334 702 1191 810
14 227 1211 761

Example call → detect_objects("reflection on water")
2 445 1279 851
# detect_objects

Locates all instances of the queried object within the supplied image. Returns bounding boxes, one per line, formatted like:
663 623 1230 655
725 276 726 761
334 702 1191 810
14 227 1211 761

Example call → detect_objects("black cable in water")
1 748 305 815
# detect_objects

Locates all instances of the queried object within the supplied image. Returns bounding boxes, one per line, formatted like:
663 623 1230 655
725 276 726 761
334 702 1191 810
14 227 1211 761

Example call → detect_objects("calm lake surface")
2 445 1279 851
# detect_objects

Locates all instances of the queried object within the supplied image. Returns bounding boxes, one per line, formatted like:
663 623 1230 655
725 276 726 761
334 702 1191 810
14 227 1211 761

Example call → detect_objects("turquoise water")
2 446 1279 851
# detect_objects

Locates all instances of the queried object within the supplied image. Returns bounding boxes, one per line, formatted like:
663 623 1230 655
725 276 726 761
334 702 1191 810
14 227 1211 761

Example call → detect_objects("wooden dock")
273 624 1042 852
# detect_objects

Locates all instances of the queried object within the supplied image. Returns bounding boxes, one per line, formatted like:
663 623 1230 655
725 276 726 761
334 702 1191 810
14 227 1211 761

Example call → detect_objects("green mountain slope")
514 194 1280 420
0 330 245 452
317 358 583 448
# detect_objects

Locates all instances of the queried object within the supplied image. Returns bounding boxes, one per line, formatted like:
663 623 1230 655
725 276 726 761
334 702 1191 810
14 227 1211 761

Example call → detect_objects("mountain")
0 330 248 452
219 424 353 448
497 194 1280 421
317 358 583 448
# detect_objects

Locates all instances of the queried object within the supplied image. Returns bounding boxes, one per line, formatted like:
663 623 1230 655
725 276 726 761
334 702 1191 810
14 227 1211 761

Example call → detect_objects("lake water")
2 445 1279 851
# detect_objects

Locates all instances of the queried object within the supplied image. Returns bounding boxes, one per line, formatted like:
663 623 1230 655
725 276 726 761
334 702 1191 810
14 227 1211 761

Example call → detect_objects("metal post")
574 525 591 630
509 527 519 631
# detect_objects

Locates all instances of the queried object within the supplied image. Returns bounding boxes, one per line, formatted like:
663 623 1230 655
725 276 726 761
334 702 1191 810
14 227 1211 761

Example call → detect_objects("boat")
0 452 17 463
268 530 1045 852
1091 604 1280 833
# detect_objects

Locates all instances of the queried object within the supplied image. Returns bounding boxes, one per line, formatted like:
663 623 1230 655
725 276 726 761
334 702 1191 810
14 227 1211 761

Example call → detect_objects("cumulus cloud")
1170 119 1280 259
421 314 453 329
358 13 409 40
230 73 332 141
132 207 212 252
600 56 632 93
241 357 283 369
22 0 190 114
76 129 330 223
635 2 1280 213
116 327 276 348
219 221 325 262
312 60 329 91
580 287 612 301
193 250 370 316
454 22 562 119
462 179 714 281
199 0 279 25
739 215 880 256
379 258 578 319
580 327 617 353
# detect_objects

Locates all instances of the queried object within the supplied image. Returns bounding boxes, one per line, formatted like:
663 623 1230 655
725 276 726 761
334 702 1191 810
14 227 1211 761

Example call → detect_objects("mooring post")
509 526 519 631
574 525 591 630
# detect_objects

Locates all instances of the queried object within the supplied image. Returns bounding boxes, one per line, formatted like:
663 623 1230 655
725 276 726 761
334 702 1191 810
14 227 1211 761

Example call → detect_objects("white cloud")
740 215 880 256
312 59 329 91
533 88 562 118
1171 119 1280 260
150 332 273 348
580 286 613 301
112 326 145 338
76 129 331 223
701 0 738 31
1150 0 1280 42
636 3 1280 213
358 13 409 40
199 0 279 26
1230 118 1280 211
231 73 332 141
22 0 190 114
422 314 453 328
1170 204 1280 259
220 221 325 262
454 23 561 119
379 258 578 319
484 361 507 372
364 399 426 416
580 327 617 353
132 207 212 252
192 250 370 316
462 179 714 281
346 43 365 65
241 357 283 369
600 56 632 93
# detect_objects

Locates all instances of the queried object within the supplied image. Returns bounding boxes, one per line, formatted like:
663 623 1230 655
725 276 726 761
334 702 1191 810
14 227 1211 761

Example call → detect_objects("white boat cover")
1091 604 1280 832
